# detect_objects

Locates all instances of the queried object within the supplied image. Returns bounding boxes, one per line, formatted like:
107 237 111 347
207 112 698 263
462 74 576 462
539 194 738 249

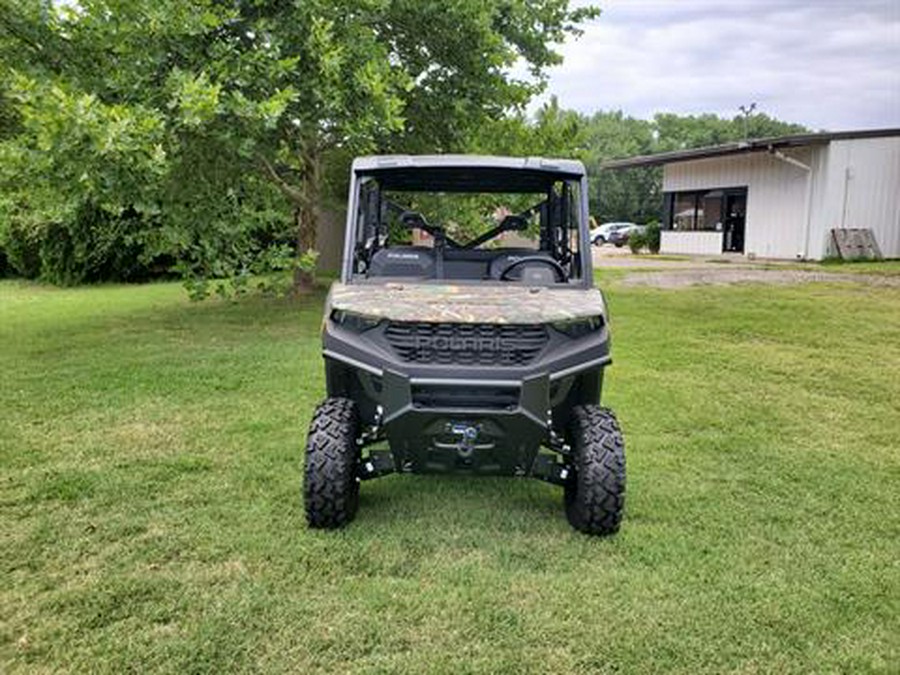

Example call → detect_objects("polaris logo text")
414 335 516 352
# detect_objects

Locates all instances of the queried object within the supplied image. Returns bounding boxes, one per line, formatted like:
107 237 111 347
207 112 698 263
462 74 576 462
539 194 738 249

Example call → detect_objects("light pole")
739 103 757 140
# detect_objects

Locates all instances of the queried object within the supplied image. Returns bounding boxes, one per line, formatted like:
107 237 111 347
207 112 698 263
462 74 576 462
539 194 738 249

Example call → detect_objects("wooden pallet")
830 228 883 260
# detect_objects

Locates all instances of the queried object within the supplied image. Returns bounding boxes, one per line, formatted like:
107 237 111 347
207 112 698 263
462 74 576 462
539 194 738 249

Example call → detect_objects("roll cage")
340 156 594 287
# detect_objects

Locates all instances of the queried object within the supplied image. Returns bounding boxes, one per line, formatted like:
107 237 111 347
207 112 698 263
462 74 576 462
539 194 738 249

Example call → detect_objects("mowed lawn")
1 274 898 674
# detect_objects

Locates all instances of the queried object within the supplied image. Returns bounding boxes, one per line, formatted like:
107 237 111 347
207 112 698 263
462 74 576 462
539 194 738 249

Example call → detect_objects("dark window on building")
701 191 723 230
673 192 701 230
664 187 746 233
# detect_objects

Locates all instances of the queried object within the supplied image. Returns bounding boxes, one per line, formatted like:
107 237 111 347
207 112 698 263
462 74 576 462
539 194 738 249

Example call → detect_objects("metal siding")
804 146 832 259
663 138 900 260
817 138 900 258
663 150 813 259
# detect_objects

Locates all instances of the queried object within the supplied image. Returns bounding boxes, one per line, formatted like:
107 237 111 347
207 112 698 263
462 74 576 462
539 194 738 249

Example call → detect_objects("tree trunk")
259 143 322 292
293 147 321 291
293 204 316 290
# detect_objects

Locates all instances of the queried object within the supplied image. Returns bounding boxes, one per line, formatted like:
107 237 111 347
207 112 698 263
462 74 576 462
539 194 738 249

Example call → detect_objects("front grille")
411 384 519 410
384 322 548 366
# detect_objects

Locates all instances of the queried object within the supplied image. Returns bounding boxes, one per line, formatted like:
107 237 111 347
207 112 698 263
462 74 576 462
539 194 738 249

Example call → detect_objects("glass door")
723 191 747 253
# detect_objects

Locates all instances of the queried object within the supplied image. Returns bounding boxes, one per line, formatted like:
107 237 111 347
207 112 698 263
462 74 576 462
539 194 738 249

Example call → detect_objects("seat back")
368 247 435 278
487 249 554 280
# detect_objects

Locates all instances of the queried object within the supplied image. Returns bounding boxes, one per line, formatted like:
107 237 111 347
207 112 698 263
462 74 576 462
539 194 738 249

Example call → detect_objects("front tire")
304 398 361 528
564 405 626 535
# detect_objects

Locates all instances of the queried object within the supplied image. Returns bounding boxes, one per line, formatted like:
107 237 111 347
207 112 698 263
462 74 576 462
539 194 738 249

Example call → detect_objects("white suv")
590 222 635 245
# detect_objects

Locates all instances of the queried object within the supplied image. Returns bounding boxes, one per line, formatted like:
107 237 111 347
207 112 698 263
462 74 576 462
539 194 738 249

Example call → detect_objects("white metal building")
603 128 900 260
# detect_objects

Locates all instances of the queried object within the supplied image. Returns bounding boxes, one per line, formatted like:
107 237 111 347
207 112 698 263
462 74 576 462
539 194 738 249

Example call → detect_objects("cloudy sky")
538 0 900 130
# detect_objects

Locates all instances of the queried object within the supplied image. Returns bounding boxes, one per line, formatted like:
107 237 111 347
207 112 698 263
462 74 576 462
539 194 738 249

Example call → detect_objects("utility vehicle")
304 155 625 535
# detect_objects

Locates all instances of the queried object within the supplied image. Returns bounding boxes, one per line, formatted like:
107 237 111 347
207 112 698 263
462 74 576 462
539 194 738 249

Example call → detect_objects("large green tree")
0 0 597 288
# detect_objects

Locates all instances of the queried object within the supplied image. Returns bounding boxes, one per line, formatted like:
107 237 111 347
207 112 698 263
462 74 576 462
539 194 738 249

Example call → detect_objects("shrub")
0 201 168 284
645 222 661 254
0 174 297 293
628 229 646 254
1 219 43 279
38 205 153 285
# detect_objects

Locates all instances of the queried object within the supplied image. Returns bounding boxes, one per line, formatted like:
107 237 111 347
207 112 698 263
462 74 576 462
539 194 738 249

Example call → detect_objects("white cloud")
538 0 900 130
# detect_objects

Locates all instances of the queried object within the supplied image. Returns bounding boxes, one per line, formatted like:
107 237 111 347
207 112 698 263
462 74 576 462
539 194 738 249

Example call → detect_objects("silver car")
590 222 635 245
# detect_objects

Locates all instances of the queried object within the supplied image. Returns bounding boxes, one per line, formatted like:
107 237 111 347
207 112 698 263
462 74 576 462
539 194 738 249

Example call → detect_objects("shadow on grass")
353 473 568 534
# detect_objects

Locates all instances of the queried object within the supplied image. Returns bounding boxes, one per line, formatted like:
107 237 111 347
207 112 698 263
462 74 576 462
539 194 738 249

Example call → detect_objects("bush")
0 202 168 284
645 222 661 254
627 223 661 255
38 205 156 285
1 219 43 279
1 174 297 292
628 229 646 254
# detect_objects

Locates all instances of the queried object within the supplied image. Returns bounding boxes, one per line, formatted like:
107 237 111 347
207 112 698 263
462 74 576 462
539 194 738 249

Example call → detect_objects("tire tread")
304 397 360 528
565 405 626 535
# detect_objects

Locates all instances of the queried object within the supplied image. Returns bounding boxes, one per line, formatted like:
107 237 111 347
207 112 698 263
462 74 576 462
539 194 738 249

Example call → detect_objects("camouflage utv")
304 155 625 535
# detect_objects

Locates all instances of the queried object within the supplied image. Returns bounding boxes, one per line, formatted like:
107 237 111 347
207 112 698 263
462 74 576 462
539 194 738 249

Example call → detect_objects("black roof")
601 127 900 170
360 167 576 193
353 154 584 193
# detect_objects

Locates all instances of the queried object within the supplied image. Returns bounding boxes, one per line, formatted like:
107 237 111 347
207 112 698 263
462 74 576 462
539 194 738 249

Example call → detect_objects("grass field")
2 275 899 674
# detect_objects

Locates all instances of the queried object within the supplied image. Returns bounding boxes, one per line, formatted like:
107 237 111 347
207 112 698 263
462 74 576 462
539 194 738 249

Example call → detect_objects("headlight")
551 315 604 338
330 309 382 332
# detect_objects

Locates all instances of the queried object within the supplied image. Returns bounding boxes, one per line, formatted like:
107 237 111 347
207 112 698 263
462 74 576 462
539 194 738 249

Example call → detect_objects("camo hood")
326 281 606 324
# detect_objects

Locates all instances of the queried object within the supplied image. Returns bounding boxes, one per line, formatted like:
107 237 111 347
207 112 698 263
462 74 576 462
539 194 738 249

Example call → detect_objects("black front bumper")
378 369 551 474
322 320 610 475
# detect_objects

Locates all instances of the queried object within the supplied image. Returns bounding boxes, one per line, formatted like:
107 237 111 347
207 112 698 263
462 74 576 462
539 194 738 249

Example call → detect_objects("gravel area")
620 268 900 289
593 247 752 270
592 247 900 288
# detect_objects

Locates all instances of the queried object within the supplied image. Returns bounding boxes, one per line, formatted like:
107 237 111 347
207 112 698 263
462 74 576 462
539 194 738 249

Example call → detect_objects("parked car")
590 222 635 245
608 224 647 248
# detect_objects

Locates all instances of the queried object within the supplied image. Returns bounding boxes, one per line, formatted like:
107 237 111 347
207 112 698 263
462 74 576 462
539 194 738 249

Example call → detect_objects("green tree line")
0 0 806 291
509 99 808 226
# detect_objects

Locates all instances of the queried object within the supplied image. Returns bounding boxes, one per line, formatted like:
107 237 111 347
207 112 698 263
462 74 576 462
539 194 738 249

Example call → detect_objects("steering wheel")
498 214 529 231
399 210 428 230
498 256 568 282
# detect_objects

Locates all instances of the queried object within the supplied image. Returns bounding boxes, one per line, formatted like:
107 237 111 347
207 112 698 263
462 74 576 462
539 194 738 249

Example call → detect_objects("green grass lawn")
2 276 898 674
815 259 900 276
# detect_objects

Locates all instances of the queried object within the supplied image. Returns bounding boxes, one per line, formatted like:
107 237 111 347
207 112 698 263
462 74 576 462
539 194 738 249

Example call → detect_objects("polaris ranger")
304 155 625 535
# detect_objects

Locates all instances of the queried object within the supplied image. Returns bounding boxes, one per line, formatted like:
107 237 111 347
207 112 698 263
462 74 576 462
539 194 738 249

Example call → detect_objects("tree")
0 0 598 290
585 110 809 224
464 104 810 225
579 111 657 222
653 111 808 152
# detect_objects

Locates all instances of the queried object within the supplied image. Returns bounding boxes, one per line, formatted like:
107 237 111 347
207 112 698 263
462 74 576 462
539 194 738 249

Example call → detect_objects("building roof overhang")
601 128 900 170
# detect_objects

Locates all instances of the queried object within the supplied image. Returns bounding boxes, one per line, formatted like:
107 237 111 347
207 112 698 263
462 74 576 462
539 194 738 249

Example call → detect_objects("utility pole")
738 103 757 140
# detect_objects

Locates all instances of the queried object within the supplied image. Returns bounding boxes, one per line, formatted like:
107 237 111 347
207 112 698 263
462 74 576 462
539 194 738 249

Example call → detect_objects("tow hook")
450 422 480 458
431 422 494 466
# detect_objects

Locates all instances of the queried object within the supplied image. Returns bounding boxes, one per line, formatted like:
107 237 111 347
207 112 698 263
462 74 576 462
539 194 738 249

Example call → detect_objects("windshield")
349 169 586 285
